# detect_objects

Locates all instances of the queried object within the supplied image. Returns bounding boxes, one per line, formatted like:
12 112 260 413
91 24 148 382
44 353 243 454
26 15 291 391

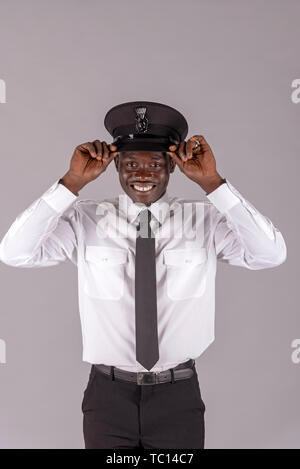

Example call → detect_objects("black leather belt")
94 358 195 385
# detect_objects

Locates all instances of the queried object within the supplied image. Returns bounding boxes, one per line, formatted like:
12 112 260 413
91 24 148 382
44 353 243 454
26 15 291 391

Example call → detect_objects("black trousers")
81 361 205 449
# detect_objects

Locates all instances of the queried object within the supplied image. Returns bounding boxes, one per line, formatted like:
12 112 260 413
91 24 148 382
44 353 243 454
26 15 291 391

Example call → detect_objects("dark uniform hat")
104 100 188 152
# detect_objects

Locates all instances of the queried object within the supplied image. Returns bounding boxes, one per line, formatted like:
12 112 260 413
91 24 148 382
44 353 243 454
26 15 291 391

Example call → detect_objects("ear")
114 153 120 171
166 153 176 173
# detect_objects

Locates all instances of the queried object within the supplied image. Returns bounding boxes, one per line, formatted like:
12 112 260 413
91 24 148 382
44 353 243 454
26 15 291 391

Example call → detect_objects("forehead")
120 151 166 160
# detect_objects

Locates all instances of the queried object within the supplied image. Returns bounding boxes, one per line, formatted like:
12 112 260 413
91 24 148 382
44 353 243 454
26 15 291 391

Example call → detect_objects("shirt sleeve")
0 179 79 268
206 179 287 270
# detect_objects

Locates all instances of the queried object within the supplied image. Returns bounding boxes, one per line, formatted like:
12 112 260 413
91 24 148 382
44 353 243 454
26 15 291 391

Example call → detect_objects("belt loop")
170 368 175 384
110 366 115 381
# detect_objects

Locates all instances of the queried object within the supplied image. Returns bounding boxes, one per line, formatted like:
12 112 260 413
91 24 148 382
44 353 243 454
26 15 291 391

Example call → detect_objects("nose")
135 168 152 180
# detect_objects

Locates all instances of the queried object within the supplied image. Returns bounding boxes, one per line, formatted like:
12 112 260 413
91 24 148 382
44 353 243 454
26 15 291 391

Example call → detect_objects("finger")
102 141 110 159
166 151 183 169
188 136 200 155
93 140 103 160
198 136 211 152
185 139 194 159
196 135 205 142
105 151 120 165
191 135 211 153
190 135 202 146
78 142 98 158
177 141 187 161
169 144 178 152
109 143 118 151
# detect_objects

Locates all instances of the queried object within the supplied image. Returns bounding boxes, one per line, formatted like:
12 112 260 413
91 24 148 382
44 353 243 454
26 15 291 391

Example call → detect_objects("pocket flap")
163 247 207 266
85 246 128 266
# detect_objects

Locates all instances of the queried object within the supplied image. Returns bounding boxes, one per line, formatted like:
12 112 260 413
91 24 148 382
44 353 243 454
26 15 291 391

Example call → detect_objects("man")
0 101 287 449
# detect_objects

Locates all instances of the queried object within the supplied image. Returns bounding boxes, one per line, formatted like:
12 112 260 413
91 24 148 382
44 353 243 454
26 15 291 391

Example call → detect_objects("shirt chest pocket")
163 247 208 300
84 246 128 300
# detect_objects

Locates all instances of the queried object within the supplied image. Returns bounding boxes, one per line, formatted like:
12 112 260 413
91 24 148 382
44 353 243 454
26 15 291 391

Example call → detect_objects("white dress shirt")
0 178 287 372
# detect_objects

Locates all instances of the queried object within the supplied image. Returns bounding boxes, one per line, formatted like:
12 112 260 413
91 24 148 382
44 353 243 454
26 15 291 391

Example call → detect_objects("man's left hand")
166 135 225 194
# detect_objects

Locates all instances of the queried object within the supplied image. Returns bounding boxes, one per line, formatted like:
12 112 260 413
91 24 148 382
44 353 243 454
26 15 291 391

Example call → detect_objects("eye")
126 162 137 167
151 162 161 167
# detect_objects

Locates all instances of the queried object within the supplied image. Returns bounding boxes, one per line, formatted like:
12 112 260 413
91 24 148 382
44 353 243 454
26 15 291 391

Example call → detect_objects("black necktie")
135 208 159 371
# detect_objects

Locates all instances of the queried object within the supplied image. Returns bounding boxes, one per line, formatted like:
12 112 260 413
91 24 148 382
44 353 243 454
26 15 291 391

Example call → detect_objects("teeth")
133 184 154 192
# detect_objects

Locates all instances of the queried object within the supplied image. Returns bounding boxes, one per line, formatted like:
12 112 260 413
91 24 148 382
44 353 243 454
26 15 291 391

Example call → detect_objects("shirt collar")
119 189 171 226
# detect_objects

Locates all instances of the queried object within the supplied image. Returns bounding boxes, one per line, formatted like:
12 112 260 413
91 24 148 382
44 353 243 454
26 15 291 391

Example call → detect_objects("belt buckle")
137 371 159 385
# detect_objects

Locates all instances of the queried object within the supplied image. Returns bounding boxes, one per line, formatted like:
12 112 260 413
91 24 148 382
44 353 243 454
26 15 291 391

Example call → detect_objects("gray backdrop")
0 0 299 449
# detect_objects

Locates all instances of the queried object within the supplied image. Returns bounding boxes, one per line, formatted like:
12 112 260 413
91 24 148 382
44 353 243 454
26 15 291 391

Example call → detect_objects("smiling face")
114 151 176 206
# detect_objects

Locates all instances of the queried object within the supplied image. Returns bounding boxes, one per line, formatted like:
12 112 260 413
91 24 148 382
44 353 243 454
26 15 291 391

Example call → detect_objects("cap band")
112 124 181 143
113 134 177 152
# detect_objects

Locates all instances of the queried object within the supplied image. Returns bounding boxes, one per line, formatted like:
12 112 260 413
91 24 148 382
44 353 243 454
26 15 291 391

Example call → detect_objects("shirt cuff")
41 179 79 214
206 179 242 213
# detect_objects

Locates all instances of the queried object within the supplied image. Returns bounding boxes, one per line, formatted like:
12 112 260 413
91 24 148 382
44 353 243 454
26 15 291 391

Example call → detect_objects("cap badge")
135 106 149 133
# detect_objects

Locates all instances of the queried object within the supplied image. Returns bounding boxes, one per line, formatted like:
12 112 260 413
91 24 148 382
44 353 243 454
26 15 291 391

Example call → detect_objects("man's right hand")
59 140 119 195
